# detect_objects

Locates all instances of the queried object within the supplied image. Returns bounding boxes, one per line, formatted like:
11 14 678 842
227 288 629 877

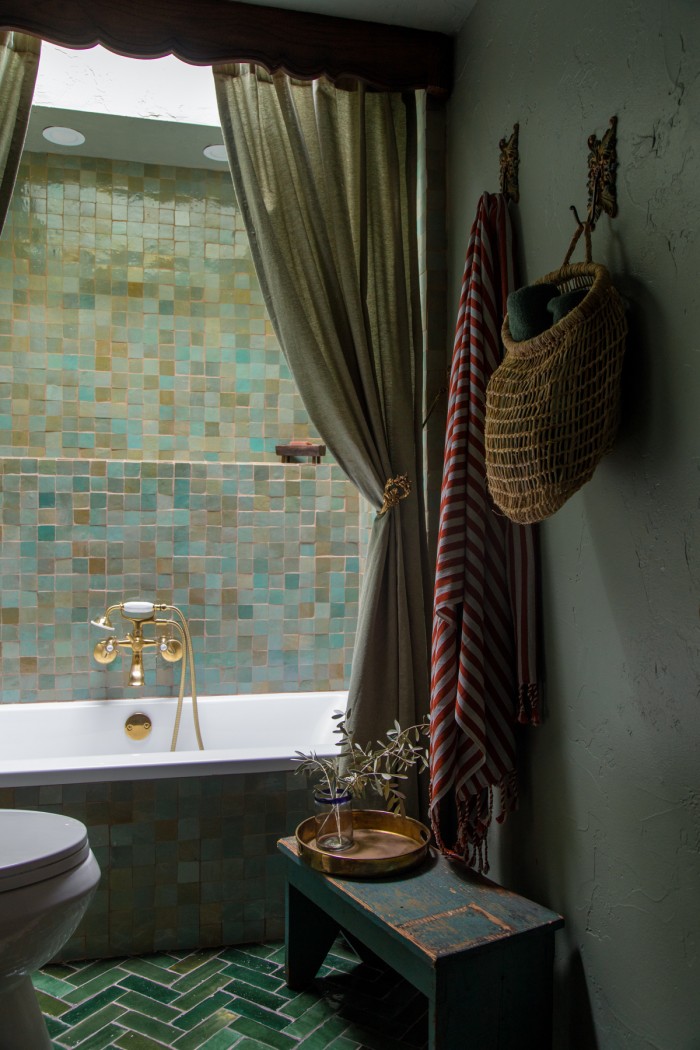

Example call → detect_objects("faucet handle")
93 637 119 664
158 636 183 663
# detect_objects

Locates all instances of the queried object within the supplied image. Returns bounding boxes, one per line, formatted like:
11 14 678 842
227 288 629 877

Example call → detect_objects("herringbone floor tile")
36 939 428 1049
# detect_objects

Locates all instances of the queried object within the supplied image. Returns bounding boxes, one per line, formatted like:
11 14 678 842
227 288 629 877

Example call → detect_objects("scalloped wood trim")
0 0 453 95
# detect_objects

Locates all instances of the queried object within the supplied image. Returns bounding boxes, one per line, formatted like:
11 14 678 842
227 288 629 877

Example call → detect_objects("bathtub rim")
0 690 347 788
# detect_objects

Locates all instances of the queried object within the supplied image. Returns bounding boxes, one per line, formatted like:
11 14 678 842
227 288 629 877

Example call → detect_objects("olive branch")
294 710 430 813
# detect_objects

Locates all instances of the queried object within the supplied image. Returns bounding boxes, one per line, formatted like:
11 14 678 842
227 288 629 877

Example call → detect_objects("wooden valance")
0 0 453 96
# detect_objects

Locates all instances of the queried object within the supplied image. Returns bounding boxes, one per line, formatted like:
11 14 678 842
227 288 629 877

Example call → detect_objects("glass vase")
314 791 354 852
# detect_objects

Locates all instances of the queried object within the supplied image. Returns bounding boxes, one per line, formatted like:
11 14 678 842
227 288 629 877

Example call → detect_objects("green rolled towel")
506 283 559 341
547 287 587 324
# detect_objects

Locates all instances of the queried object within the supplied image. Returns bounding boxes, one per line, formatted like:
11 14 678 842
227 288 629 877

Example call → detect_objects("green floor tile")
221 949 279 975
277 988 325 1019
117 974 181 1004
170 950 219 975
120 958 181 985
224 976 290 1014
172 958 229 995
67 959 127 987
222 962 287 995
230 1015 299 1049
58 1003 128 1048
172 1007 240 1050
227 995 292 1032
64 968 125 1003
237 944 281 961
174 991 236 1031
230 1040 282 1050
60 988 127 1028
114 1030 171 1050
63 1022 127 1050
281 997 339 1038
198 1029 244 1050
35 989 72 1017
141 952 183 969
43 1014 70 1037
116 1009 179 1044
118 990 181 1024
38 941 427 1050
43 963 78 981
174 973 234 1013
296 1013 351 1049
33 971 77 998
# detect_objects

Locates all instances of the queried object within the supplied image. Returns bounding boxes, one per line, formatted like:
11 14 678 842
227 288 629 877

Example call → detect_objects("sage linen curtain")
0 32 40 233
214 68 430 803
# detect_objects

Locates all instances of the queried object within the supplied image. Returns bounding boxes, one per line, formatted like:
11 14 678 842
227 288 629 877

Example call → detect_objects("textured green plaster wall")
447 2 699 1047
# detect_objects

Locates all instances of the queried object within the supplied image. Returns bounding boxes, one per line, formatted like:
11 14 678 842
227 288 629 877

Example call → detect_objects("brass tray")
295 809 431 877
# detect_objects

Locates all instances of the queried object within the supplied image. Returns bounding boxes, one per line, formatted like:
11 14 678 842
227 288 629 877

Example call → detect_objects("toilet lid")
0 810 91 892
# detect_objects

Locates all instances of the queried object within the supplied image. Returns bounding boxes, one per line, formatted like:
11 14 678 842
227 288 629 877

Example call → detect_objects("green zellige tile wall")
0 153 360 703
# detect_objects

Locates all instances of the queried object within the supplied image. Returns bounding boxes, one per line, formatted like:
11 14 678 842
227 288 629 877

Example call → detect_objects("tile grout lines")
35 938 428 1050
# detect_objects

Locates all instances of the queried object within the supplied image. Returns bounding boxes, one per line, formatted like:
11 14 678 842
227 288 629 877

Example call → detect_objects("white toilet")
0 809 101 1050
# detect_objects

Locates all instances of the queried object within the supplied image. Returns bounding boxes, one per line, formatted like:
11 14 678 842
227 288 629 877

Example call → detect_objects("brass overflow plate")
125 712 152 740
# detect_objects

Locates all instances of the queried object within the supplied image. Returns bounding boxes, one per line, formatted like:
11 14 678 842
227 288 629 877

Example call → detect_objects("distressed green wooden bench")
278 836 564 1050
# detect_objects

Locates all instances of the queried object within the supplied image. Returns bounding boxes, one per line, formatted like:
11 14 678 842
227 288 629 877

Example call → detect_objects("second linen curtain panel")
214 68 430 802
0 32 40 233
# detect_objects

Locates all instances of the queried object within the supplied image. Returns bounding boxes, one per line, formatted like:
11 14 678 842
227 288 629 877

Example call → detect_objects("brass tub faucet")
91 600 203 751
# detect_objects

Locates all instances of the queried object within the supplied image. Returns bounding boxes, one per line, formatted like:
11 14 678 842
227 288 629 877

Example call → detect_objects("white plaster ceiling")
24 1 476 168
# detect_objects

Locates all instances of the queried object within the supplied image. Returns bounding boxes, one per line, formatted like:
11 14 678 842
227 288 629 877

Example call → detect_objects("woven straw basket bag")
485 226 627 524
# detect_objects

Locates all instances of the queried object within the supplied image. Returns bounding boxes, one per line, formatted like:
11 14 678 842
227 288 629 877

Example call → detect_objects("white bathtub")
0 691 347 787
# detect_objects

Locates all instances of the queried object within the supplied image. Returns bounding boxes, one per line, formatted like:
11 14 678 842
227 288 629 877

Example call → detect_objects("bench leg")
430 935 555 1050
285 882 340 990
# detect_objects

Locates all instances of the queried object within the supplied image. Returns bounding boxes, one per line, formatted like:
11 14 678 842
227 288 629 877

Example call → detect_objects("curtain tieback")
377 474 411 517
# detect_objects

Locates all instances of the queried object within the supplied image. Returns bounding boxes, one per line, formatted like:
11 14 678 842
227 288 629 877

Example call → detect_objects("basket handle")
563 209 593 266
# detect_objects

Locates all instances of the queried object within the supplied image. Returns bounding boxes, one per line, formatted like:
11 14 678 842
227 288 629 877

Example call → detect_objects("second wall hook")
587 115 618 227
499 123 520 204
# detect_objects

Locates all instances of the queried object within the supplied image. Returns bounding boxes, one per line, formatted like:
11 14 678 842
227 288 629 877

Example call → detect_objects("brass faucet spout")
128 648 145 687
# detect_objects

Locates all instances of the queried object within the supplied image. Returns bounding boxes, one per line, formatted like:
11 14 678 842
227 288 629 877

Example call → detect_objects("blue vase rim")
314 791 352 804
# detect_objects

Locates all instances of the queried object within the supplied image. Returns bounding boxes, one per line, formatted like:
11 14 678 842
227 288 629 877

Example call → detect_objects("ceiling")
24 1 477 169
219 0 477 35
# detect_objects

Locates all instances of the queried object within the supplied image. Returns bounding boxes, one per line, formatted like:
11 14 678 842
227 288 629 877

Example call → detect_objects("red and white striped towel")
429 192 541 873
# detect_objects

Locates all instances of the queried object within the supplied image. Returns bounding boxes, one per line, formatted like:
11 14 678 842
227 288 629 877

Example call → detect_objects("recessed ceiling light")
42 125 86 147
203 144 228 162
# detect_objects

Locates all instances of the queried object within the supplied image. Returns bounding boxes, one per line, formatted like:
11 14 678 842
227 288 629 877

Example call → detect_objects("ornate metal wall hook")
499 123 520 204
587 115 618 227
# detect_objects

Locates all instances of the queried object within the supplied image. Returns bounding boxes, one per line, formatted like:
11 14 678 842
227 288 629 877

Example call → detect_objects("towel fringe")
517 682 542 726
430 771 519 876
